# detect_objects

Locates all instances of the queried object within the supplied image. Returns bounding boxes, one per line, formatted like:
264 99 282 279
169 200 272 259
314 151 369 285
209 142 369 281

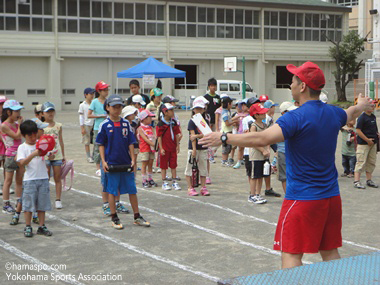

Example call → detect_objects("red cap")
286 62 325 91
249 103 269 116
95 81 110 91
36 135 56 156
259 95 269 102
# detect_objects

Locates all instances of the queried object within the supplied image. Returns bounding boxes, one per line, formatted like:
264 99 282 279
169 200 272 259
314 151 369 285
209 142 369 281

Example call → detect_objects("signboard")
191 113 212 135
143 75 155 86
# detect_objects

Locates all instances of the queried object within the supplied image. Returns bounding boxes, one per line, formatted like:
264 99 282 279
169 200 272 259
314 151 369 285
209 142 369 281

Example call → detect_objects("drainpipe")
54 0 64 61
166 1 174 62
261 8 268 64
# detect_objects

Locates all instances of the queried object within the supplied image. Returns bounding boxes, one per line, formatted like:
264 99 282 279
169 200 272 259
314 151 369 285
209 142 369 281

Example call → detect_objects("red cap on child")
249 103 269 116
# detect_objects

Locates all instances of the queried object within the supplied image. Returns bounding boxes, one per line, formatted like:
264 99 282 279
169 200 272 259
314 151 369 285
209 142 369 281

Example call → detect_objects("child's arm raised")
17 150 40 167
59 126 65 163
1 119 23 140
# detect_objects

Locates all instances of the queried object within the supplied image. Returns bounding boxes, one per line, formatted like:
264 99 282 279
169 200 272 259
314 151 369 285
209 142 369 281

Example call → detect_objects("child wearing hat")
97 95 150 229
147 88 163 121
121 106 140 174
79 87 95 163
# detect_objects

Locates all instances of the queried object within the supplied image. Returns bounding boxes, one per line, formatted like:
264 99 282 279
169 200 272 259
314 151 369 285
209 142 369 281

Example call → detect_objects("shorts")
46 160 63 167
140 152 155 162
93 130 101 164
81 125 93 145
251 160 270 179
277 152 286 182
0 155 4 161
103 172 137 196
134 148 140 155
274 195 342 254
222 144 232 155
4 156 18 172
184 149 208 177
354 144 377 174
22 179 51 212
160 150 177 170
244 155 252 178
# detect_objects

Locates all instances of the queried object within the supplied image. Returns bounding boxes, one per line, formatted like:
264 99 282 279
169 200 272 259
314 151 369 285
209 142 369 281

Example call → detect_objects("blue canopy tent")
116 57 187 105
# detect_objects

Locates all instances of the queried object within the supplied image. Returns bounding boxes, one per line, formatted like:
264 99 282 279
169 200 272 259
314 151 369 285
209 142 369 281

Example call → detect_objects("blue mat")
219 252 380 285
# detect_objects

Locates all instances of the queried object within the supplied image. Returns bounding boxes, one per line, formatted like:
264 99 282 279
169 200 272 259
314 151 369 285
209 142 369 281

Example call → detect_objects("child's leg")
207 159 210 177
102 191 108 203
238 147 244 161
108 193 117 214
349 156 356 175
230 146 236 160
24 211 32 226
200 176 206 187
85 144 91 158
161 169 167 181
249 178 256 196
15 168 23 213
171 168 177 180
148 159 153 174
2 170 14 202
128 194 139 214
264 175 271 190
52 165 62 200
37 211 45 227
185 176 192 189
141 161 148 182
282 181 286 193
342 155 349 174
255 178 263 195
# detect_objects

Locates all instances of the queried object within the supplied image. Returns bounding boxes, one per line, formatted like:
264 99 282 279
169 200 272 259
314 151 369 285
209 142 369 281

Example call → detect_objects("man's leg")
320 249 340 262
281 252 304 269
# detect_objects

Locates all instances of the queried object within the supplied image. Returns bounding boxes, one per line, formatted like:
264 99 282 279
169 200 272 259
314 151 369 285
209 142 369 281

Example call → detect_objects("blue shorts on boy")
96 118 137 196
17 142 51 212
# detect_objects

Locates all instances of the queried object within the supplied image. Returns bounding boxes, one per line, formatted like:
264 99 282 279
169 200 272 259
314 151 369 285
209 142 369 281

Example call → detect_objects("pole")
242 56 246 99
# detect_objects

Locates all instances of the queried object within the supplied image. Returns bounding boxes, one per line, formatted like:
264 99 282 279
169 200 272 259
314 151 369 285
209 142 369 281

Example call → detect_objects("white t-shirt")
242 115 255 156
78 101 94 126
17 143 49 181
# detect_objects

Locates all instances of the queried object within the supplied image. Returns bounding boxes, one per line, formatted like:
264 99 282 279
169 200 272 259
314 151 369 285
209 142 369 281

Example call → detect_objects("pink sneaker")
188 188 198 196
200 186 210 196
206 177 211 184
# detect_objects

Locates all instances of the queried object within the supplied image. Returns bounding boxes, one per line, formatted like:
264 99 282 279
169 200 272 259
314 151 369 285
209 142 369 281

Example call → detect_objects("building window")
62 89 75 95
174 65 197 89
28 89 46 95
0 89 15 96
330 0 359 7
115 88 129 94
276 66 293 89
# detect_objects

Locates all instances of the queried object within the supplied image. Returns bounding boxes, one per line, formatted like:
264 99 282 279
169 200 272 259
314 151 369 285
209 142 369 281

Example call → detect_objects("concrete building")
0 0 350 110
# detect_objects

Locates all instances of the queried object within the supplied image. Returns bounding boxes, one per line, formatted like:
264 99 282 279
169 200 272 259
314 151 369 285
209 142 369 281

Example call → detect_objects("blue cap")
84 87 95 94
106 94 124 107
263 100 279 109
3 100 24 111
31 118 49 129
42 102 55 112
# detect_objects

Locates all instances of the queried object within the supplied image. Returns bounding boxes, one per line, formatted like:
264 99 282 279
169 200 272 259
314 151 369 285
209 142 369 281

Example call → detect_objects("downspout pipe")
166 1 174 62
261 8 268 64
54 0 64 61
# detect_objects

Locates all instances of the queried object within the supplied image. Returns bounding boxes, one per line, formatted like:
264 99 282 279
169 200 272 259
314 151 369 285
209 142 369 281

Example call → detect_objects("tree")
327 30 367 102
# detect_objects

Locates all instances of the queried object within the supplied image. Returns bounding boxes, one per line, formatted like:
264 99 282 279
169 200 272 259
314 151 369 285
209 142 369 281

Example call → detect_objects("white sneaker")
95 169 101 177
156 168 162 173
255 195 267 204
10 189 14 194
0 188 2 195
55 200 63 209
87 157 94 163
162 182 171 191
172 182 181 191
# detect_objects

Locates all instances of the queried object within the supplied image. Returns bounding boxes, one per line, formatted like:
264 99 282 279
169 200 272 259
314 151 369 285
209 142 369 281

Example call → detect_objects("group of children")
1 98 66 237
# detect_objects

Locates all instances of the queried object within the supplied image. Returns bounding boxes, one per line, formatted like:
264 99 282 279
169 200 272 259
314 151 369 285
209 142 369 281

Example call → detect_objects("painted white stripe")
74 171 380 252
0 239 84 285
46 213 220 283
280 201 297 252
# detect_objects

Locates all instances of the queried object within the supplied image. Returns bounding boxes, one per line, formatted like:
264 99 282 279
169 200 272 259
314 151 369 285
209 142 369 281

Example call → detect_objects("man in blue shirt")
97 94 150 230
200 62 373 269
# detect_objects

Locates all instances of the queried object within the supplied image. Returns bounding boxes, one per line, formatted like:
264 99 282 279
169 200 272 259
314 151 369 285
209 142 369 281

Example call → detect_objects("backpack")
61 160 74 191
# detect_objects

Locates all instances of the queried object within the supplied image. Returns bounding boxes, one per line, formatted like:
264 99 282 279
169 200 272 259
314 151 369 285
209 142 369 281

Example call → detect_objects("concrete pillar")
254 59 266 97
48 55 62 111
161 56 173 96
358 0 367 38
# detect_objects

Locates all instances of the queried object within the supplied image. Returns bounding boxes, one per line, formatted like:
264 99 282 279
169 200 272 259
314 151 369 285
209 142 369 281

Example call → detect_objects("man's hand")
199 132 223 148
357 93 374 112
102 161 109 173
367 138 375 146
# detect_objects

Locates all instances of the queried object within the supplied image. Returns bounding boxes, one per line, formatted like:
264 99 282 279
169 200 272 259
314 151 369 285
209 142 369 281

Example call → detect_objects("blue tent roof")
117 57 186 79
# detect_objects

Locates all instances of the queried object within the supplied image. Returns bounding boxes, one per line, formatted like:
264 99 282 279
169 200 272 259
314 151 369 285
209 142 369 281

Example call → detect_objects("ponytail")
1 108 11 122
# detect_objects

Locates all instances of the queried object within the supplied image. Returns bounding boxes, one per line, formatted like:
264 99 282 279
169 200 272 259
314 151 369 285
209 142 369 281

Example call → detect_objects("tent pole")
185 77 188 112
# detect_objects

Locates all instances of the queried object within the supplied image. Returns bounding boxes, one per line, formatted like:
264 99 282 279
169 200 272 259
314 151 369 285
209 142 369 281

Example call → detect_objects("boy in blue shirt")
97 95 150 229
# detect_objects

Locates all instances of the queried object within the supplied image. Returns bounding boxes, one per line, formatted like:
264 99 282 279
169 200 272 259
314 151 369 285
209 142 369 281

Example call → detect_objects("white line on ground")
46 213 220 283
75 171 380 252
0 239 84 285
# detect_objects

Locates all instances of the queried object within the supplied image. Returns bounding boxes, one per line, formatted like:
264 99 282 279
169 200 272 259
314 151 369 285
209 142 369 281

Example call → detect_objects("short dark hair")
20 120 38 136
222 99 232 109
295 76 322 97
208 78 217 87
129 80 140 87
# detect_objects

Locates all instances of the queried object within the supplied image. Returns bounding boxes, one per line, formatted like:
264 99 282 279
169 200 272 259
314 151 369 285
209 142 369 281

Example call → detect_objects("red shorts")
273 195 342 254
160 151 177 170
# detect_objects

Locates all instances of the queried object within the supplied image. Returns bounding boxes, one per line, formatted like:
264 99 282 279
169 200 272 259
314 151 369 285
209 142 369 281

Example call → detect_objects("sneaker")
265 188 282 197
37 225 53 236
10 214 19 226
134 216 150 227
87 157 94 163
24 226 33 238
142 181 151 188
162 181 171 191
366 180 379 188
32 214 39 224
175 176 181 181
209 157 216 164
111 217 124 229
206 177 212 184
341 173 347 177
221 160 228 167
166 175 172 181
148 179 158 187
156 168 161 173
248 195 267 204
172 181 181 191
2 203 15 214
0 188 2 195
256 195 267 204
152 168 156 173
200 186 210 196
116 203 130 214
241 160 245 166
103 204 111 216
354 181 366 189
55 200 63 209
95 169 101 177
9 188 14 194
188 188 199 196
347 173 354 178
233 161 241 169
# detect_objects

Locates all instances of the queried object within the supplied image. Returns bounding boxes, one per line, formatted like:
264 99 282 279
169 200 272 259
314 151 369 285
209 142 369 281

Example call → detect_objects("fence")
353 79 380 109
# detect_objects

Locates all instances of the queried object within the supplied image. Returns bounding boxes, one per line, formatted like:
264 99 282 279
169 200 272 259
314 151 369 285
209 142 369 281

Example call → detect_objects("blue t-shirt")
276 100 347 200
89 98 107 131
96 118 136 165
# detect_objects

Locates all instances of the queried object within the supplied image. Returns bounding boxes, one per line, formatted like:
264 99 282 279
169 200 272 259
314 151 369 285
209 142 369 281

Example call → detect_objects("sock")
115 201 120 207
111 213 118 221
56 199 61 201
142 174 147 182
86 151 91 158
15 212 20 218
134 213 140 219
148 173 153 180
103 202 109 207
